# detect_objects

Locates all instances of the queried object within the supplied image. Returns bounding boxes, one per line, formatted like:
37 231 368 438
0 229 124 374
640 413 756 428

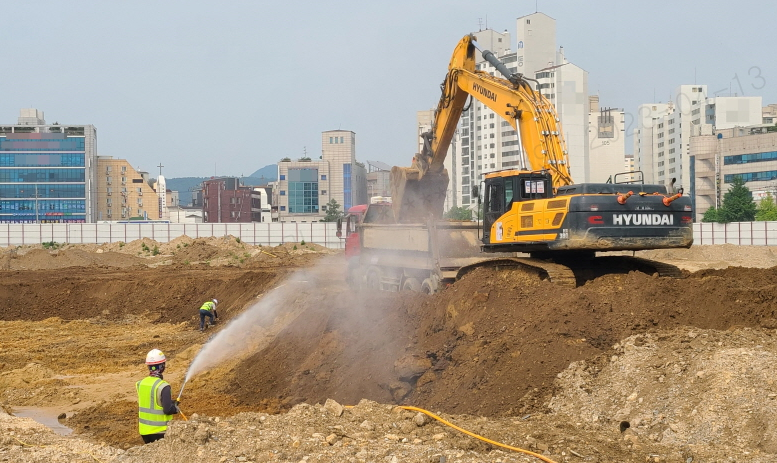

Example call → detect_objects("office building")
0 109 96 223
690 124 777 218
366 160 392 200
275 130 367 222
202 177 255 223
95 157 162 221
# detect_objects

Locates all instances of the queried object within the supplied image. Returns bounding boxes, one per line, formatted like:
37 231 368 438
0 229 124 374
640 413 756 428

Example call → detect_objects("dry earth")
1 241 777 462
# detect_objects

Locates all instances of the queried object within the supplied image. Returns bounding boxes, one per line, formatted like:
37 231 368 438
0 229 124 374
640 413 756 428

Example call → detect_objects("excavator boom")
391 35 573 223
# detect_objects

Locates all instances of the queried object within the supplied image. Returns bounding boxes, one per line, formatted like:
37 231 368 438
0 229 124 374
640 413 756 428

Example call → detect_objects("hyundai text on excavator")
338 35 693 292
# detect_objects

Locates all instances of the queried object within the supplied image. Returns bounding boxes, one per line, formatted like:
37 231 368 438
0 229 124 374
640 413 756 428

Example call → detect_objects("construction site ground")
2 237 777 462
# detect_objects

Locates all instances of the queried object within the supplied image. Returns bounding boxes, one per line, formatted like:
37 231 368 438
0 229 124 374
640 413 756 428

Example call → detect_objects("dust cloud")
182 262 323 387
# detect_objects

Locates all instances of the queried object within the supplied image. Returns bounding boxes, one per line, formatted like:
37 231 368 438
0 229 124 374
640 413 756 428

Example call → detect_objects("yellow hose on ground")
399 406 559 463
344 404 558 463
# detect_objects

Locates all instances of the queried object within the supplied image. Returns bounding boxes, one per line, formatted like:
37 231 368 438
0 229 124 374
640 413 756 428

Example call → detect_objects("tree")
718 176 757 223
322 199 343 222
756 192 777 221
444 206 473 221
701 207 720 223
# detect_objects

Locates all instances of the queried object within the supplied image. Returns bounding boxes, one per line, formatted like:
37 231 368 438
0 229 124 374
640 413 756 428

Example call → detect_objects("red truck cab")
337 204 368 258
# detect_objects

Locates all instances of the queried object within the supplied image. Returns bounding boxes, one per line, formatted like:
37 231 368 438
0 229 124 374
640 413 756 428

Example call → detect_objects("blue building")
0 109 96 223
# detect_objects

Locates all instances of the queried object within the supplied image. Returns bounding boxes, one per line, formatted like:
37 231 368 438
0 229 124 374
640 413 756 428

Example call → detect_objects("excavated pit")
2 240 777 462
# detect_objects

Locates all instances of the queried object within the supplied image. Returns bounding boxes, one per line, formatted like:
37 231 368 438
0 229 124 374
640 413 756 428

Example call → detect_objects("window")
340 137 344 143
280 206 286 211
280 174 286 180
329 137 333 144
321 174 327 180
321 190 327 195
280 191 286 196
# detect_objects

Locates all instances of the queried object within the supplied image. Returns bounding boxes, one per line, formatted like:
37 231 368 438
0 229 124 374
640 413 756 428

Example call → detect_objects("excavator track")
455 257 578 288
454 255 684 289
591 256 685 279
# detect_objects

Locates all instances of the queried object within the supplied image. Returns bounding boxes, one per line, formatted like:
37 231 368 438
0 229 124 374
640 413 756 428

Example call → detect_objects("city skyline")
2 0 776 178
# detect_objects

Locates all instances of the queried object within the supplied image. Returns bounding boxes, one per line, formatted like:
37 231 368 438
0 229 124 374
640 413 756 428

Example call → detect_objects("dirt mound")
225 263 777 421
0 267 284 323
550 327 777 453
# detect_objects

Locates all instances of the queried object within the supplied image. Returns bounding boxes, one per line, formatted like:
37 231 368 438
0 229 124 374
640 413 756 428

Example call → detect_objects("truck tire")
421 278 437 294
402 277 422 292
365 267 381 290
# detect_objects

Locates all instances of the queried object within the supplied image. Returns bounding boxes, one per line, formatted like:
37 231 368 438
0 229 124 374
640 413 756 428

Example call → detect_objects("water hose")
344 404 559 463
399 406 559 463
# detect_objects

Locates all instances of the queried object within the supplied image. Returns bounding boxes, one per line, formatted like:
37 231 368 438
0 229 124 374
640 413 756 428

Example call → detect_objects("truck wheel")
421 278 437 294
402 277 422 292
365 267 381 290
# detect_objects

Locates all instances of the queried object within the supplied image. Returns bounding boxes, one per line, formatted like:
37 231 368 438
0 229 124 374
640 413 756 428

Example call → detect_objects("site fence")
2 221 776 248
693 221 777 246
0 222 344 248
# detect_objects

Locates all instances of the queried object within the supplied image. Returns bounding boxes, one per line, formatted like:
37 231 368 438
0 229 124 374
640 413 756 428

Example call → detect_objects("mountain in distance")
163 165 278 205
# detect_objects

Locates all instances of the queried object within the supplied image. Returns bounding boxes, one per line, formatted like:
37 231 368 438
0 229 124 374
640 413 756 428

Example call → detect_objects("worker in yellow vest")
199 298 219 331
136 349 179 444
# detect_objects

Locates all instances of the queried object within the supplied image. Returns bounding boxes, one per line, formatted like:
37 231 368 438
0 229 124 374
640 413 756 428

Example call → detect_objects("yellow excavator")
341 35 692 291
393 34 692 255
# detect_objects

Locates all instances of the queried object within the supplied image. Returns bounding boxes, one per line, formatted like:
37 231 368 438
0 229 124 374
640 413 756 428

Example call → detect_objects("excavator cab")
482 170 552 244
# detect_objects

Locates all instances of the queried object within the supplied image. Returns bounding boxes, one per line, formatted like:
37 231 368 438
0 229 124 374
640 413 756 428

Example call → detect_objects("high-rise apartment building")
95 157 162 221
587 95 626 182
0 109 96 223
515 12 556 77
535 53 589 181
275 130 367 222
429 14 592 212
634 85 763 193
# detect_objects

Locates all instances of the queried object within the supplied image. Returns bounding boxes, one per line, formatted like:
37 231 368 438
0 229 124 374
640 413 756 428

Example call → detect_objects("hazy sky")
3 1 775 178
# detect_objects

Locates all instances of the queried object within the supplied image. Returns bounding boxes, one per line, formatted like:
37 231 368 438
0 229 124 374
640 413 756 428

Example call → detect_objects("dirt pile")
229 264 777 419
0 234 334 270
550 327 777 455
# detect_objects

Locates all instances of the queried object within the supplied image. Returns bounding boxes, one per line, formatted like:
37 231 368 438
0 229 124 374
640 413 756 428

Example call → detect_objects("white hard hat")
145 349 166 365
212 298 218 304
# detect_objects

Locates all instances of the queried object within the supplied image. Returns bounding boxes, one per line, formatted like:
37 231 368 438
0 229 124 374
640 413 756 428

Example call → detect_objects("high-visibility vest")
136 376 173 435
200 301 215 312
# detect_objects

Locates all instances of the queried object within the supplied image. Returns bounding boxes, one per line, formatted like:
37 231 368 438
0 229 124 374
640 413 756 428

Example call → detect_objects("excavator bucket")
390 166 449 223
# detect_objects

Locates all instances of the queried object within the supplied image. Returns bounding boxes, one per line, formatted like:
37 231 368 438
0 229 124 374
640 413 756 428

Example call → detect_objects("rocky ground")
1 241 777 462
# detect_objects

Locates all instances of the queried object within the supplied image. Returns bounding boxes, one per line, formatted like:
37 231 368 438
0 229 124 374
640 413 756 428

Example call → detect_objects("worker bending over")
199 298 219 331
136 349 179 444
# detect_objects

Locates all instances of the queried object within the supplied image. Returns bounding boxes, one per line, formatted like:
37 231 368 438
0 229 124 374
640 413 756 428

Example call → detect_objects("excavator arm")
391 34 573 223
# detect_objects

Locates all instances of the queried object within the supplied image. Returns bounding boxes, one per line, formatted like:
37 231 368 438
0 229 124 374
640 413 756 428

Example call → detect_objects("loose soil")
1 241 777 462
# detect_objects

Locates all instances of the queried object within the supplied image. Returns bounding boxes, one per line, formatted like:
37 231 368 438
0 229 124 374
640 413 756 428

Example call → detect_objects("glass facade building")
0 132 89 223
287 168 319 214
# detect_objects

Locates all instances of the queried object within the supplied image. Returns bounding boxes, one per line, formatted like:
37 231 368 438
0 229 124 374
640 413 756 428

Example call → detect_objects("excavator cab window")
482 179 504 243
518 173 551 201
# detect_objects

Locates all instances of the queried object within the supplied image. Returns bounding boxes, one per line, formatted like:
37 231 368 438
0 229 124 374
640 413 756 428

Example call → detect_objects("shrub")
235 237 242 244
300 240 306 245
152 245 159 256
293 245 297 250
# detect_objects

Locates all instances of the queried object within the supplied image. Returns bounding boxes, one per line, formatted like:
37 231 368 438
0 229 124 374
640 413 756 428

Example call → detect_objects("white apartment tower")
419 13 594 212
587 95 626 182
634 85 763 193
516 12 556 77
